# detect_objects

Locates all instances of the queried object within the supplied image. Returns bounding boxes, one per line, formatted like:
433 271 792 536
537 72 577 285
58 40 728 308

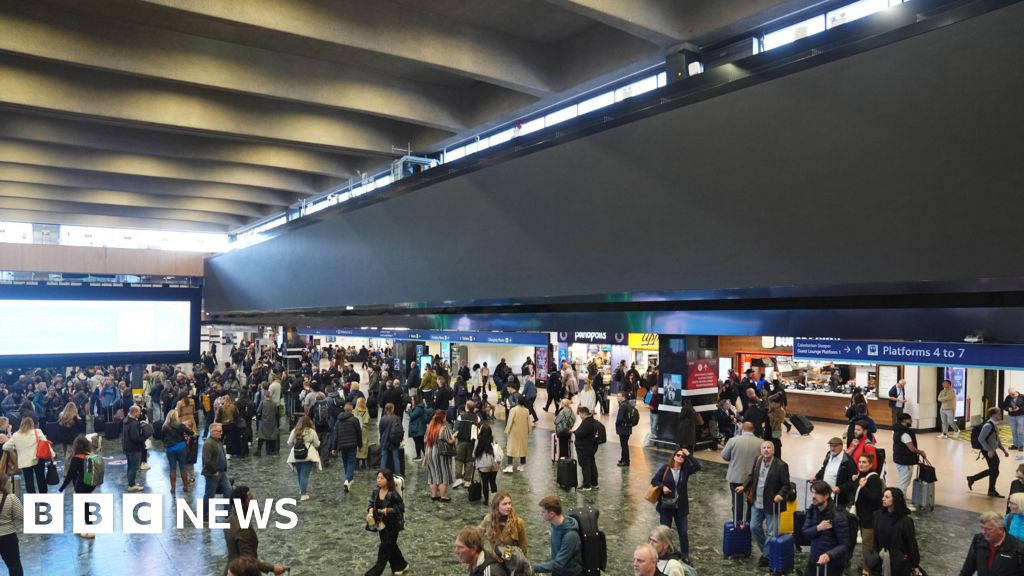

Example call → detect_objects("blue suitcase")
767 533 795 574
723 494 752 558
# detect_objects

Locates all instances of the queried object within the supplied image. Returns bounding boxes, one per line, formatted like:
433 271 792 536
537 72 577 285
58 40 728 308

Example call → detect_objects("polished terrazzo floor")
15 406 987 576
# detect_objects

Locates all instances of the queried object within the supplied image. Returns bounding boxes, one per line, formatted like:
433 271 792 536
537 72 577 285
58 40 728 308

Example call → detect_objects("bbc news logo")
23 494 298 534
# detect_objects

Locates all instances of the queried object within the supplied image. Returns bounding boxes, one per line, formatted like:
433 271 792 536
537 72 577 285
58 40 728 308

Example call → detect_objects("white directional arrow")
855 346 863 353
844 347 851 353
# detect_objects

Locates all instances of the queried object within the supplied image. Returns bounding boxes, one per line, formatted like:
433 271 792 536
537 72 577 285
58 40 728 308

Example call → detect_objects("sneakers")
939 434 947 439
451 479 464 489
343 481 350 493
906 504 917 512
139 463 151 471
394 565 410 576
578 486 592 492
127 485 144 492
502 466 514 473
300 494 310 501
989 491 1005 498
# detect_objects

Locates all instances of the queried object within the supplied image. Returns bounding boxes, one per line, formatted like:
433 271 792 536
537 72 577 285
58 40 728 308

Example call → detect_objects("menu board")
878 365 898 395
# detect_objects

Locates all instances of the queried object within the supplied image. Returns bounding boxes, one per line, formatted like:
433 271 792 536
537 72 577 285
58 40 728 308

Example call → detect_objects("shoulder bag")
645 466 669 504
439 426 457 458
34 430 54 461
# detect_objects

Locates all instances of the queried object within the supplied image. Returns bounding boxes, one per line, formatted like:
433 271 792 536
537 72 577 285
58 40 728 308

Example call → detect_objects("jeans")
0 533 23 576
578 447 598 488
20 461 46 494
341 448 357 482
380 447 402 475
969 451 1001 493
166 449 188 476
203 472 231 520
365 528 407 576
295 461 314 496
619 434 630 464
650 413 659 438
126 450 143 488
1011 416 1024 448
895 463 914 498
940 409 959 435
750 505 778 558
659 509 690 557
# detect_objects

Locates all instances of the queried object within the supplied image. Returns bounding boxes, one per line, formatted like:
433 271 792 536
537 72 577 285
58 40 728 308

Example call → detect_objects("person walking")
846 453 883 557
287 414 321 501
202 423 231 524
365 468 410 576
616 390 637 466
162 409 195 494
503 397 531 474
871 487 922 576
58 435 99 539
651 447 702 564
553 399 575 460
378 403 404 475
452 401 479 488
407 391 428 460
531 496 583 576
938 379 960 438
968 408 1011 498
801 480 851 576
217 394 240 457
574 406 599 491
354 397 372 469
721 422 762 524
888 379 907 424
479 491 529 557
474 424 501 506
224 485 287 575
331 402 363 492
892 412 927 509
736 441 792 568
766 395 786 459
958 510 1024 576
425 410 455 502
0 475 24 576
543 367 562 412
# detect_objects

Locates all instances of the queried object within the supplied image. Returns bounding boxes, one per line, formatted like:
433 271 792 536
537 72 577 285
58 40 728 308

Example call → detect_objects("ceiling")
0 0 824 233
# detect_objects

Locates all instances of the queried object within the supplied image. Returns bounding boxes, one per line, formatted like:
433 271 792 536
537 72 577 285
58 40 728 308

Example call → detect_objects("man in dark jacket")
224 485 287 575
737 441 792 567
122 405 150 492
452 402 478 489
544 368 562 412
532 496 583 576
574 407 599 491
615 391 636 467
203 423 231 523
740 388 767 438
380 380 404 420
377 403 403 474
959 511 1024 576
801 480 850 576
331 403 362 491
815 438 857 508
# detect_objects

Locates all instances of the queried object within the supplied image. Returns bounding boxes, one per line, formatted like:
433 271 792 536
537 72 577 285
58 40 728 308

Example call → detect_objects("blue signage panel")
793 338 1024 370
299 328 548 347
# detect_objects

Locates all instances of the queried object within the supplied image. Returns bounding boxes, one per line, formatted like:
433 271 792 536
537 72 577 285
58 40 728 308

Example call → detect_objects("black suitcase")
792 414 814 436
557 458 578 490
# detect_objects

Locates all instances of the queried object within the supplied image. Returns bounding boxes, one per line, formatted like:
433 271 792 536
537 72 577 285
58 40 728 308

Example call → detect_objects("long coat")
257 399 278 441
504 405 532 458
355 408 372 459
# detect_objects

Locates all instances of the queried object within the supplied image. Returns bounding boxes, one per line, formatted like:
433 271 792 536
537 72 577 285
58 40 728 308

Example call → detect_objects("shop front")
627 333 660 372
556 331 629 390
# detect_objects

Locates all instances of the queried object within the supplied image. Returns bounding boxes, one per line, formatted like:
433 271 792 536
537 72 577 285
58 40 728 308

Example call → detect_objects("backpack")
568 506 607 576
312 400 330 429
593 420 607 444
78 453 105 487
388 419 404 446
626 405 640 427
971 422 993 450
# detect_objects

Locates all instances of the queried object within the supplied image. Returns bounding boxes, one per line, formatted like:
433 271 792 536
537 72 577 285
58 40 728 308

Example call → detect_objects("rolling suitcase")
551 432 572 462
723 493 752 558
792 414 814 436
556 458 578 491
912 478 935 511
767 532 795 574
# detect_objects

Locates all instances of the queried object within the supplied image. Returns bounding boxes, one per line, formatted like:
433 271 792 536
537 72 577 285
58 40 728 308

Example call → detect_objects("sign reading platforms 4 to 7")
793 338 1024 371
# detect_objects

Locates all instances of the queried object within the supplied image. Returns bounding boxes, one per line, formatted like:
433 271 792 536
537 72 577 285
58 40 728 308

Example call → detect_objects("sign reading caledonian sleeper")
299 328 549 347
793 338 1024 370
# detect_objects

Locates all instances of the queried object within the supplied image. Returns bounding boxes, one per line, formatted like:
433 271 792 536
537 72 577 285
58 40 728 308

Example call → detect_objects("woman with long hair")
554 399 576 459
365 468 409 576
424 410 455 502
162 409 195 493
175 390 198 431
58 435 98 539
650 447 701 565
473 424 500 505
2 418 47 494
846 453 883 557
355 397 372 469
287 414 321 501
478 491 528 557
57 402 80 459
578 380 597 413
0 472 24 575
871 487 921 576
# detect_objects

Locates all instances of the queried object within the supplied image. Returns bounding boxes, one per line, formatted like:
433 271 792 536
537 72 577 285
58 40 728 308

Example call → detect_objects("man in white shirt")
815 437 856 508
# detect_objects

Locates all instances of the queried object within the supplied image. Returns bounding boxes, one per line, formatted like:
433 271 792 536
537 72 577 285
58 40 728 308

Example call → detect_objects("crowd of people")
0 346 1023 576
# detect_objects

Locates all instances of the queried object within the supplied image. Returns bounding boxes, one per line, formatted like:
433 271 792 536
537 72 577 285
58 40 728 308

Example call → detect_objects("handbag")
917 462 937 483
46 460 59 485
34 430 54 461
645 467 670 504
439 426 457 458
467 469 482 502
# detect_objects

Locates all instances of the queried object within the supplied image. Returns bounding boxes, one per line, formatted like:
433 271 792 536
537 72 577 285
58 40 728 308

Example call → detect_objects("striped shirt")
0 492 24 537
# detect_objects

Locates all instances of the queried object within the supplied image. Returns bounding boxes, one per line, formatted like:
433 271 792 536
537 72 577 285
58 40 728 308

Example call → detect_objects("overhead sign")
298 328 549 347
557 331 627 345
794 338 1024 370
628 333 659 350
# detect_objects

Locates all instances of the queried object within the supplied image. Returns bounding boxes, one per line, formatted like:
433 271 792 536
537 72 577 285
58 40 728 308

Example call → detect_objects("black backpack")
388 418 404 446
568 506 607 576
593 420 607 444
971 422 993 450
